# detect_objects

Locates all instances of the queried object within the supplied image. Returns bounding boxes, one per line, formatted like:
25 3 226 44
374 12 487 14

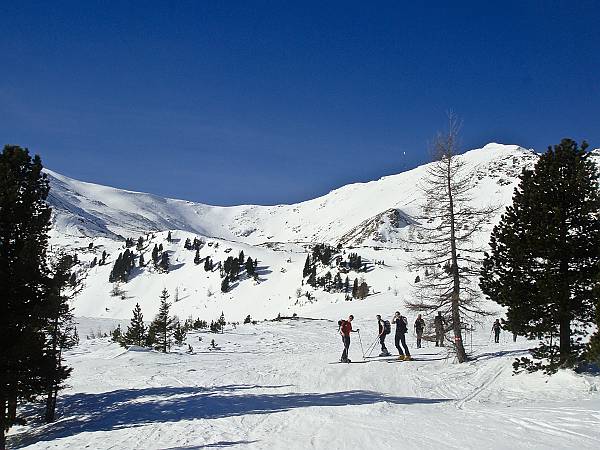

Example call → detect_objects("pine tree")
139 253 145 267
123 303 146 347
194 248 201 265
221 276 230 292
111 325 122 343
481 139 600 373
204 256 212 271
43 253 77 423
149 289 176 352
167 231 172 242
0 145 55 446
352 278 359 298
159 251 170 272
173 321 186 345
245 256 254 276
152 244 159 264
303 255 311 278
136 236 144 251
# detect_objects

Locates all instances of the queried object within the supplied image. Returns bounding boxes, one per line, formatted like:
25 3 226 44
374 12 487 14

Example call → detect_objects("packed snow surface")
9 314 600 449
10 143 599 449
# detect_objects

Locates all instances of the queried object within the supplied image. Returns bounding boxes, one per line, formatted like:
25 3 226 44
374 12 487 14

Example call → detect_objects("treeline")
112 294 228 351
302 245 369 298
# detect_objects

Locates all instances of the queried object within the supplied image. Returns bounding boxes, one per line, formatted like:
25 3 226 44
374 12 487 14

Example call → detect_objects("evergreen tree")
303 255 311 278
111 325 122 343
245 256 255 276
344 276 350 293
100 250 107 265
139 253 144 267
0 145 54 446
173 321 187 345
167 231 172 242
481 139 600 373
91 256 97 268
159 251 170 272
221 276 230 292
152 244 159 264
204 256 212 271
239 250 245 266
123 303 146 347
352 278 359 298
149 289 176 352
43 253 77 423
136 236 144 251
194 248 201 265
158 243 163 252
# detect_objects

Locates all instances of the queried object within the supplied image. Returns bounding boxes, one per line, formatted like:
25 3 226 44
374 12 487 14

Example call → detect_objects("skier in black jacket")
376 315 390 356
393 311 411 360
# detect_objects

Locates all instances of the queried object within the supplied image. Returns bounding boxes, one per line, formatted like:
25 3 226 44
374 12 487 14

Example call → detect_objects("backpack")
383 320 391 335
398 317 408 334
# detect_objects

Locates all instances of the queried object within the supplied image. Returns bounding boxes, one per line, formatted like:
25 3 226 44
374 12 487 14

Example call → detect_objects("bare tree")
407 114 495 362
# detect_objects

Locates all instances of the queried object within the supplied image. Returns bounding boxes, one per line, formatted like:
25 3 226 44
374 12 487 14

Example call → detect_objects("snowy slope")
45 143 546 323
46 143 537 245
9 316 600 449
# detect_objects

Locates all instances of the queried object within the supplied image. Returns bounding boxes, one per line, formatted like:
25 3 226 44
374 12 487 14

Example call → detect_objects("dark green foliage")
194 248 201 265
167 231 172 242
223 256 240 280
344 276 350 293
43 253 77 423
151 244 159 264
204 256 213 271
148 289 176 352
481 139 600 373
192 318 208 329
414 275 421 283
139 253 144 267
136 236 144 251
91 257 97 268
0 145 61 443
108 249 136 282
184 238 192 250
221 276 230 292
122 303 146 347
239 250 244 266
244 315 252 324
192 237 202 250
100 250 107 265
352 278 359 298
173 322 186 345
159 251 169 272
302 255 311 278
245 256 255 276
125 237 134 248
111 325 122 343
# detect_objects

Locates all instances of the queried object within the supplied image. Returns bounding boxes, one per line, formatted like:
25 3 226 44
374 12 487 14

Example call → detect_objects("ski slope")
13 142 597 449
9 314 600 449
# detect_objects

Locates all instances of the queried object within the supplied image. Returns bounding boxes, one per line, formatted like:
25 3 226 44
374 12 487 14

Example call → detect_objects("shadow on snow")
11 384 450 448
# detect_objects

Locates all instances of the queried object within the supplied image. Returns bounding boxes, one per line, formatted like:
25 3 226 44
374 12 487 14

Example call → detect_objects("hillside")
44 143 544 323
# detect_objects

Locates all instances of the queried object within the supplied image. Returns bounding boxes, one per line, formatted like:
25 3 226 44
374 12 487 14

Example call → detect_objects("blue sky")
1 1 599 205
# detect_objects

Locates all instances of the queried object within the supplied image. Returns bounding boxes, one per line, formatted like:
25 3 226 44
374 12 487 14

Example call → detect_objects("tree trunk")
446 157 467 363
1 393 6 450
559 313 571 364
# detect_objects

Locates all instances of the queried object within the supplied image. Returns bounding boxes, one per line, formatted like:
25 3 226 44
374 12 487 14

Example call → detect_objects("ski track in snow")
9 319 600 450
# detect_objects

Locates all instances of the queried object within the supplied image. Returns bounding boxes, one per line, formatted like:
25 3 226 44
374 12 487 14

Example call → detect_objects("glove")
356 328 360 332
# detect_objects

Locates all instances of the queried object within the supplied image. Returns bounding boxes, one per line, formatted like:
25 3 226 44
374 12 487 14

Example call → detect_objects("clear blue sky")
2 1 599 205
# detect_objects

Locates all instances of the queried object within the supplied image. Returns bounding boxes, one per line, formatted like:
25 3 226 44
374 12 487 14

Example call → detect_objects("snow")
9 317 600 449
10 143 598 448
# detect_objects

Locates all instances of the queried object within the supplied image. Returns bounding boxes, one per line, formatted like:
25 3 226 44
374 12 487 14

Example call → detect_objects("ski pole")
357 330 365 360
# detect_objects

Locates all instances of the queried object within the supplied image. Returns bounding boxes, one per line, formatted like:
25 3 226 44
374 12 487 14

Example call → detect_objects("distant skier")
414 314 425 349
492 319 502 343
434 312 445 347
393 311 411 360
339 315 358 363
376 314 391 356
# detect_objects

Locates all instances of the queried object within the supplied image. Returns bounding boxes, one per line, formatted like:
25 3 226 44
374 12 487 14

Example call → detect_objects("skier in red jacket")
339 315 358 363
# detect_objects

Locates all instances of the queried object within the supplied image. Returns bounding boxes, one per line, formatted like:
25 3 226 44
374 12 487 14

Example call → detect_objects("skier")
376 314 391 356
492 319 502 343
434 312 445 347
414 314 425 349
339 315 358 362
393 311 411 360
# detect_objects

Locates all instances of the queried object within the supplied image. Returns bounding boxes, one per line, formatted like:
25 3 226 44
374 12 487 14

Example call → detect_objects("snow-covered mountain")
46 143 542 322
47 143 537 245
